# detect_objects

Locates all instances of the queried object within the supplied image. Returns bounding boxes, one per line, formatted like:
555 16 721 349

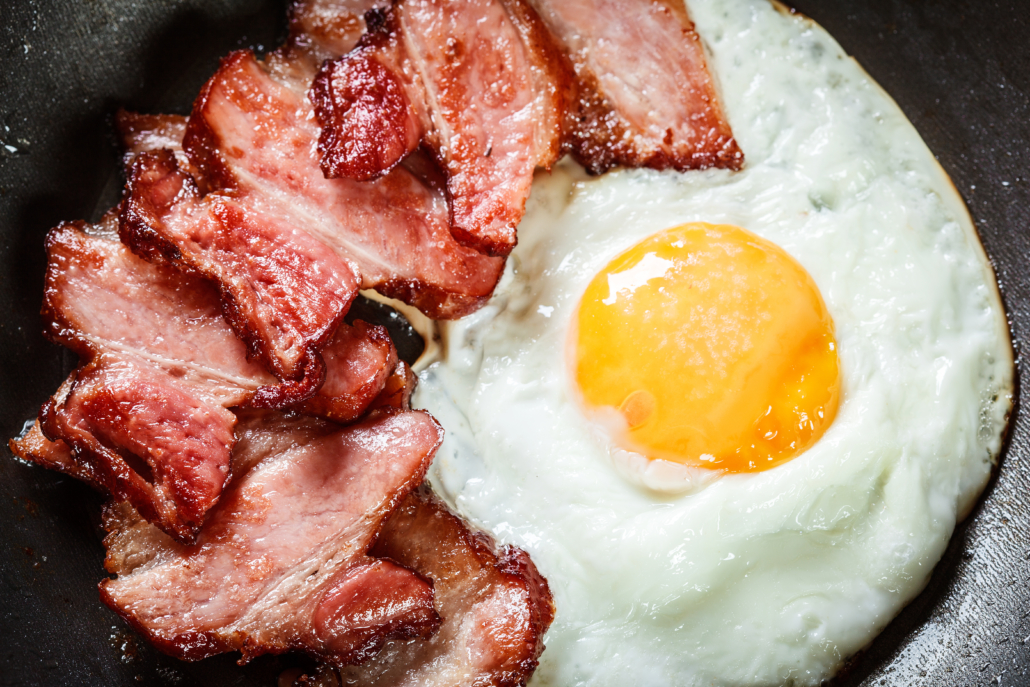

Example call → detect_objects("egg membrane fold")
413 0 1014 685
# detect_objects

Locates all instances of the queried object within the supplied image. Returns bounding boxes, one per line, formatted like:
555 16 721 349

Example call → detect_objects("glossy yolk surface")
572 223 840 472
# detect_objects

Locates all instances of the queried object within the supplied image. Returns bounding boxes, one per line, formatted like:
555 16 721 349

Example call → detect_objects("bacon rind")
312 0 573 258
338 485 555 687
180 50 504 319
528 0 742 175
99 409 445 666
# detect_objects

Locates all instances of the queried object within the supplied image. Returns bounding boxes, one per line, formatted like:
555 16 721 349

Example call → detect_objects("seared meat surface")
340 486 554 687
35 218 397 542
528 0 742 174
181 50 506 317
288 0 387 63
312 0 571 257
122 147 362 404
101 410 444 665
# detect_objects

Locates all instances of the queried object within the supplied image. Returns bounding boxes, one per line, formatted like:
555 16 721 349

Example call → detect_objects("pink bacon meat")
119 50 503 401
175 49 504 312
122 147 361 406
37 218 396 542
528 0 742 174
100 409 444 666
339 485 554 687
311 0 572 257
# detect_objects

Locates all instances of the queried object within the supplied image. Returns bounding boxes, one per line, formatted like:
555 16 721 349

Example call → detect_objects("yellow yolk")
572 223 840 473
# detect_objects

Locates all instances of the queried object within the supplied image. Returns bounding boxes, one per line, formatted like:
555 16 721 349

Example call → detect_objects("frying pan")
0 1 1026 685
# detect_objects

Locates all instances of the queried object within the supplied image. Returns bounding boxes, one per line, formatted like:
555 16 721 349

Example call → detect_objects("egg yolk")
571 223 840 473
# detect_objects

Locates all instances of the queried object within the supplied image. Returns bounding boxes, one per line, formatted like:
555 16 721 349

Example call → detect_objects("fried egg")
412 0 1014 684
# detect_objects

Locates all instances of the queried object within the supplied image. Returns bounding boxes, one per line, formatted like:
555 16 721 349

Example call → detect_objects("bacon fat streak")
311 0 572 257
100 410 444 666
34 217 396 542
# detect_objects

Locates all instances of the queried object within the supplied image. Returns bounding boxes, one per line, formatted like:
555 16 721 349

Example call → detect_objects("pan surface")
0 1 1026 685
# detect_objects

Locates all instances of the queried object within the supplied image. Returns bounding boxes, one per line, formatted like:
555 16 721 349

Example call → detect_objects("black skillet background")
0 0 1027 685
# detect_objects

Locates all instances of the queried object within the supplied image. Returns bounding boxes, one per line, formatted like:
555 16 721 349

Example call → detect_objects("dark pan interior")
0 1 1027 685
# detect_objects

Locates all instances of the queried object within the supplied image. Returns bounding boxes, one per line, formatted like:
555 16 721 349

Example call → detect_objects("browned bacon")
9 415 96 487
39 218 397 541
368 359 418 412
122 148 361 402
100 410 444 666
299 319 397 420
43 354 238 540
338 486 554 687
527 0 742 174
288 0 387 65
310 14 424 183
312 0 572 257
116 111 195 176
174 49 505 318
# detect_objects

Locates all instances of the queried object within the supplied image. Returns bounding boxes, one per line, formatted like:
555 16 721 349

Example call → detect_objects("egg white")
412 1 1014 685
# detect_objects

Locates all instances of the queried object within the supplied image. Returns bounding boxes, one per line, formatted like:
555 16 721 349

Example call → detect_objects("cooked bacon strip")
527 0 742 174
100 410 444 666
312 0 572 257
43 353 238 541
122 149 361 402
311 14 424 183
338 486 554 686
298 320 396 420
9 414 98 488
45 218 271 407
287 0 386 64
39 218 396 541
368 360 418 412
173 49 504 321
50 215 395 420
16 370 555 685
115 111 200 184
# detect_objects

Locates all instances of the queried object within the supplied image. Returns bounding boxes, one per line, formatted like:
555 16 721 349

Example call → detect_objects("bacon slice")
15 375 555 685
115 111 195 176
312 0 572 257
527 0 742 174
368 360 418 412
100 410 444 666
337 486 554 687
310 14 424 183
301 319 397 420
9 415 97 487
171 49 504 320
122 148 361 402
43 353 239 541
39 218 396 541
287 0 386 64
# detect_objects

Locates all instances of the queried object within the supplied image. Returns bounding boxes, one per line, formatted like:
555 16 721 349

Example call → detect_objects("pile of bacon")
10 0 739 683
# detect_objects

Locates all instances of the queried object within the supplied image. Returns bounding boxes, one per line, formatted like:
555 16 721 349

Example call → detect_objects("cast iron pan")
0 1 1026 685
